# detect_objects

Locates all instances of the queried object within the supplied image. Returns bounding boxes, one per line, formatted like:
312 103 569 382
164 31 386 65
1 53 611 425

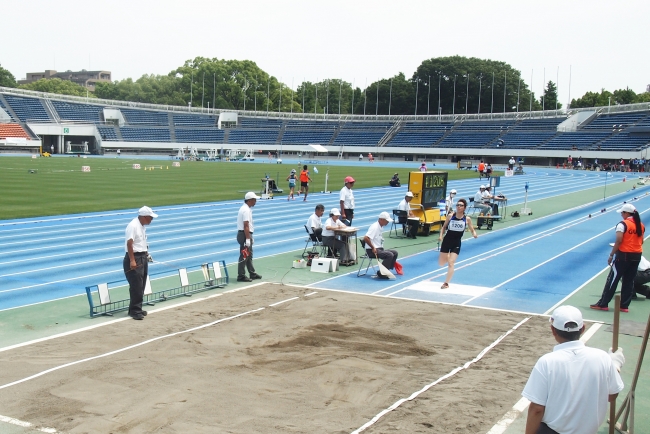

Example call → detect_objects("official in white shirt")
124 206 158 320
340 176 356 225
522 305 624 434
306 204 325 241
398 191 419 239
237 192 263 282
364 212 398 278
473 185 491 214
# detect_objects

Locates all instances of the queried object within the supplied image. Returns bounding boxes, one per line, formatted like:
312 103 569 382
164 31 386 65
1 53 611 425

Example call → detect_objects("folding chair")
389 209 408 238
467 197 480 215
357 239 377 277
302 225 325 258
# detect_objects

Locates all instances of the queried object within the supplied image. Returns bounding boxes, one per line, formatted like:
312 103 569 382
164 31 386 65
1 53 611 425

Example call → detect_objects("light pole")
608 96 611 114
427 75 431 116
465 73 470 115
478 74 482 114
452 74 457 116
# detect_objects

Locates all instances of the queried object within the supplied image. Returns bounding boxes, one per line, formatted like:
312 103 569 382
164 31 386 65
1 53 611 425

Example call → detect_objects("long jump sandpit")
0 284 555 433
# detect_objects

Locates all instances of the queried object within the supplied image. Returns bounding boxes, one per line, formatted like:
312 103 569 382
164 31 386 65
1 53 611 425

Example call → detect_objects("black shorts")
301 181 309 188
440 236 461 254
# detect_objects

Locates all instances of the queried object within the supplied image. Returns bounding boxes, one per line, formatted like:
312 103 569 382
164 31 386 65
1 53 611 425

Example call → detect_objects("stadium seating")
456 120 515 131
583 112 649 130
285 120 338 129
435 132 500 148
512 117 565 130
495 131 557 149
228 129 279 144
51 101 103 123
594 132 650 151
98 126 118 141
172 114 216 127
121 109 169 126
281 130 334 145
538 132 612 150
0 98 14 121
3 95 51 122
333 131 385 146
175 128 225 143
239 117 283 128
120 127 170 142
0 123 31 139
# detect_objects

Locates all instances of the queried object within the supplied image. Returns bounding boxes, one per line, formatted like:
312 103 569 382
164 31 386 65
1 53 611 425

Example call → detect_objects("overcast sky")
3 0 648 107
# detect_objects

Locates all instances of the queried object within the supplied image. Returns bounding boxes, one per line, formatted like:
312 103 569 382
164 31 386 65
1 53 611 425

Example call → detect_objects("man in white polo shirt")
522 305 625 434
364 212 398 279
237 192 263 282
124 206 158 320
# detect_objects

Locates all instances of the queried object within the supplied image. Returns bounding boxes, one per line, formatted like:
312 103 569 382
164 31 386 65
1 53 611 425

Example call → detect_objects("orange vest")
478 163 485 172
300 170 309 182
619 217 644 253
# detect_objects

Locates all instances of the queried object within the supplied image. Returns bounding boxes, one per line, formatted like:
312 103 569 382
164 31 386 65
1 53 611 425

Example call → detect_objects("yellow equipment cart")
407 171 448 235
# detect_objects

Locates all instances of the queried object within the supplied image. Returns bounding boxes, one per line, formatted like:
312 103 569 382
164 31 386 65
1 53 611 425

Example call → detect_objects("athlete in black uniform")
438 198 478 289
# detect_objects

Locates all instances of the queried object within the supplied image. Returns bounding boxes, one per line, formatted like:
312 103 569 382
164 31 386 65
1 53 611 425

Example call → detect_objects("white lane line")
0 414 57 433
351 317 531 434
269 296 299 307
0 282 266 353
484 322 603 434
460 225 614 305
0 306 265 391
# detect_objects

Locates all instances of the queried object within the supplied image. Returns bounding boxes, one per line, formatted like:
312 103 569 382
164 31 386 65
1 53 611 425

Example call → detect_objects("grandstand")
1 86 649 163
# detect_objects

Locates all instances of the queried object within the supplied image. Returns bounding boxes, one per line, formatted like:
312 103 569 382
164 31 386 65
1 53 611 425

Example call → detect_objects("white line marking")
351 317 530 433
0 414 57 432
269 296 299 307
0 282 265 353
0 306 266 391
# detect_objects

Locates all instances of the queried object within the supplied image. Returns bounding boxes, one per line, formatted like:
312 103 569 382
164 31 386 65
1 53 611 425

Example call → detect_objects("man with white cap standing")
340 176 356 225
237 192 263 282
364 212 398 278
124 206 158 320
522 305 625 434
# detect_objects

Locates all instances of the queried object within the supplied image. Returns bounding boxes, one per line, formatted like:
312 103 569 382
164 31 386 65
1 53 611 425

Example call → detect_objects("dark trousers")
237 231 256 278
312 227 323 242
367 247 398 269
537 423 559 434
596 253 641 309
123 252 148 315
634 268 650 296
343 209 354 226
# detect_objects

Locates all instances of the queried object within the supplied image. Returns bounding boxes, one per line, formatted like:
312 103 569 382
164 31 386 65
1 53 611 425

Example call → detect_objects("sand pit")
0 284 556 433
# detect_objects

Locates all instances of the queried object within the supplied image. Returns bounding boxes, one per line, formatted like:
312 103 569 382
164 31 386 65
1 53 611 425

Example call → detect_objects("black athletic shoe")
376 271 390 280
250 273 262 280
237 276 253 282
130 313 144 320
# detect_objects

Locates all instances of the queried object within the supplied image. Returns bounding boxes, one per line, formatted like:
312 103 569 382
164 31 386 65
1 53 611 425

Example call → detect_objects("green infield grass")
0 157 483 219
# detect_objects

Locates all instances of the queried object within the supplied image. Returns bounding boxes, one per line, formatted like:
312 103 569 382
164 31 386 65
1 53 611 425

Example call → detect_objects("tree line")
1 58 649 114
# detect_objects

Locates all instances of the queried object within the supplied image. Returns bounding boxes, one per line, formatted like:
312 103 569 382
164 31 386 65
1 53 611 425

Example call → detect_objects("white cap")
480 185 486 189
405 192 414 197
450 189 457 194
138 206 158 218
618 203 636 213
245 192 261 200
550 306 584 332
330 208 341 216
378 211 393 222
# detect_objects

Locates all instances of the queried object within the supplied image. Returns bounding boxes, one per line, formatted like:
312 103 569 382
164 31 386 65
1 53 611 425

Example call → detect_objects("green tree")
613 87 637 105
540 81 562 110
413 56 540 115
0 64 17 88
570 89 613 108
19 78 94 97
636 92 650 103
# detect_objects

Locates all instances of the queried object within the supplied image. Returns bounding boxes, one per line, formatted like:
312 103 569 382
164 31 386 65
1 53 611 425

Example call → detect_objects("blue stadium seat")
3 95 51 122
